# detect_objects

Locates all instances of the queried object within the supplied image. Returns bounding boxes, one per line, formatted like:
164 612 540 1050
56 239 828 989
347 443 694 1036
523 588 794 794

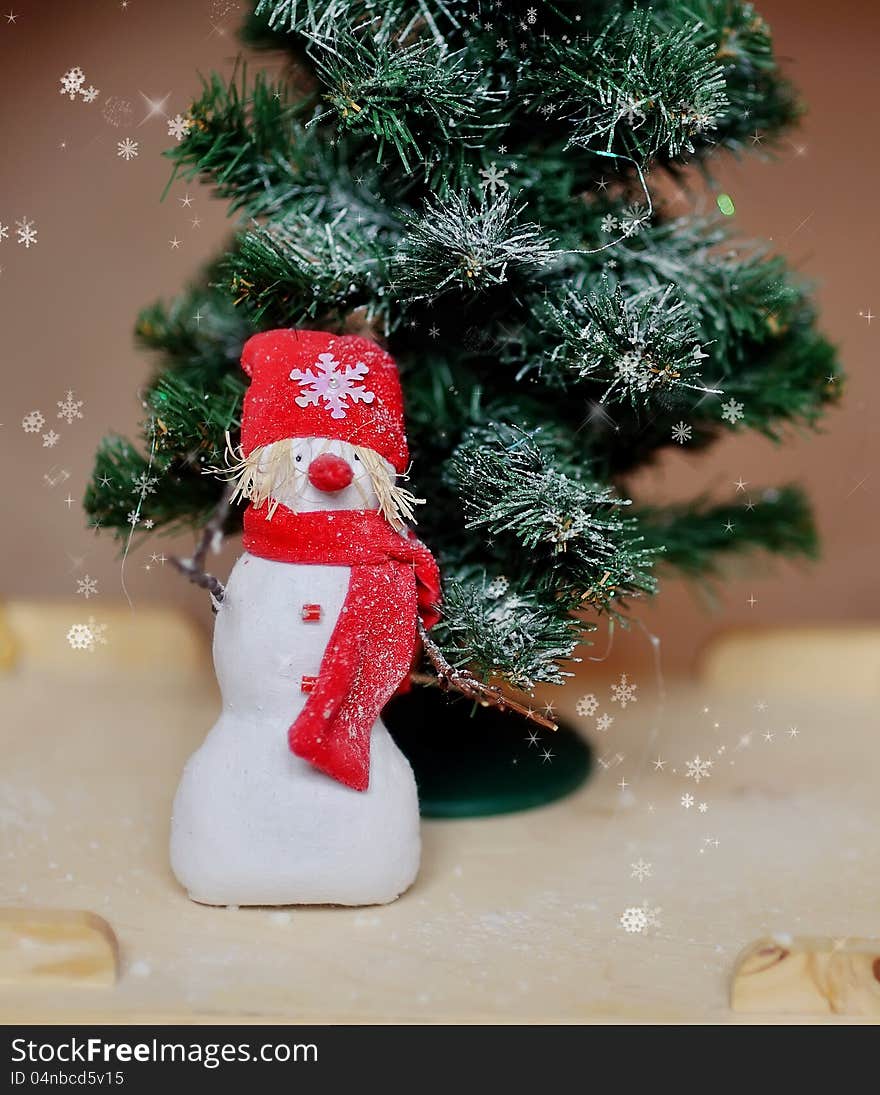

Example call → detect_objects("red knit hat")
239 329 409 473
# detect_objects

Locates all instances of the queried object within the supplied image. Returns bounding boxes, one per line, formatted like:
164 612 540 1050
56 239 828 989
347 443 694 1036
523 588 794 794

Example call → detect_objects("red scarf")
243 505 441 792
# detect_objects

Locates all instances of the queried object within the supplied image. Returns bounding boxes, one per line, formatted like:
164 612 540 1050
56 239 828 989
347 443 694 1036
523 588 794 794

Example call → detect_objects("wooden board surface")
0 908 118 988
1 604 879 1024
732 937 880 1015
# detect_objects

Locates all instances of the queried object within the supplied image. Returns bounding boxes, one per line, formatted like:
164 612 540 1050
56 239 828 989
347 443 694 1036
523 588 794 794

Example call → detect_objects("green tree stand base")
382 687 592 819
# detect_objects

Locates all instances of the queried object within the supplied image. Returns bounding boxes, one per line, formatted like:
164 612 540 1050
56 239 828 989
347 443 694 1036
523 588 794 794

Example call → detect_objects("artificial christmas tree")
87 1 838 825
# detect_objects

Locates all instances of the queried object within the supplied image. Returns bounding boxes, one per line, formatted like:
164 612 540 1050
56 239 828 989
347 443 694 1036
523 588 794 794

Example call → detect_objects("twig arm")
416 619 557 731
169 556 226 601
170 485 233 604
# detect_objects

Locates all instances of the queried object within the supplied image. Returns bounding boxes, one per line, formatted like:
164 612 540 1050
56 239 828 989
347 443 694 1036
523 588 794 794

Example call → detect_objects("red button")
302 604 321 622
301 675 318 694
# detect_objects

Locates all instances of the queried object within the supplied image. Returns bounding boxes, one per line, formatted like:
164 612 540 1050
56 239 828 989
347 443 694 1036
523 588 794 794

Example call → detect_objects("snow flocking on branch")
394 190 554 300
543 279 716 406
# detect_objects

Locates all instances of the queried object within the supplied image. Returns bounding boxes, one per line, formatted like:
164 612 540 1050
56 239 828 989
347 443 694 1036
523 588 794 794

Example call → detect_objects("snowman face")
256 436 392 514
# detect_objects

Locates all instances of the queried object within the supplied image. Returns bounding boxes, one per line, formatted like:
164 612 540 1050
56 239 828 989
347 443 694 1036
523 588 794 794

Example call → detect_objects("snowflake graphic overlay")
575 693 599 718
76 575 98 599
721 398 744 424
16 217 37 248
117 138 139 161
22 410 45 434
486 575 510 599
167 114 193 142
57 390 84 424
479 161 509 198
619 907 648 934
59 66 85 100
67 623 94 651
289 352 375 420
671 421 692 444
620 202 649 237
685 755 713 784
641 902 662 929
86 617 108 648
132 472 158 497
611 673 638 708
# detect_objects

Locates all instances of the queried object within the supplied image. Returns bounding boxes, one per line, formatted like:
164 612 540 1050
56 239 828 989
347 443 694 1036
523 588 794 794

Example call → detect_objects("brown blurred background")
1 0 877 677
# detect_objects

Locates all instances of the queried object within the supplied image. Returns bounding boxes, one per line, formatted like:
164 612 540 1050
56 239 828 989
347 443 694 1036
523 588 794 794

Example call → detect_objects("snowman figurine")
170 330 440 907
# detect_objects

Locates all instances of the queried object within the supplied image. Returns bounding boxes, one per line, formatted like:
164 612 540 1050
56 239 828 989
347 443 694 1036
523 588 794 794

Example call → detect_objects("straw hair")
210 433 423 531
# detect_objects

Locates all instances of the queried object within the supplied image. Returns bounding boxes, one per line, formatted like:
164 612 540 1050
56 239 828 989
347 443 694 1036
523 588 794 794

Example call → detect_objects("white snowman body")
170 437 421 906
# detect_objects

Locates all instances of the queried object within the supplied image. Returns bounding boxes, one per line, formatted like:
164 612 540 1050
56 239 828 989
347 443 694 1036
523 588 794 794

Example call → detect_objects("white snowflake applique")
289 352 375 420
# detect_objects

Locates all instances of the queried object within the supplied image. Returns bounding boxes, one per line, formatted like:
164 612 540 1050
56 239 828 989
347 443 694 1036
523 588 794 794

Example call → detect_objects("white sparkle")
138 91 171 126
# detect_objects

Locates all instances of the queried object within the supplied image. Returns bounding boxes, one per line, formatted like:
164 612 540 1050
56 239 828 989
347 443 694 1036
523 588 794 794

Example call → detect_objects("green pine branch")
225 209 391 327
393 190 554 300
536 277 710 407
304 20 503 173
637 485 818 576
433 571 585 691
527 10 728 162
450 425 657 613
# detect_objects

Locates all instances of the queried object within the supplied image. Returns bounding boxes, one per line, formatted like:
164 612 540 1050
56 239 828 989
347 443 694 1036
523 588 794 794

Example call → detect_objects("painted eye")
295 454 302 462
353 453 360 462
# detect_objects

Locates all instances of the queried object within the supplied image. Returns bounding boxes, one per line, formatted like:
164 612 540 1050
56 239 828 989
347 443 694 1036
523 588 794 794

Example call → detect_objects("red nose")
308 453 354 493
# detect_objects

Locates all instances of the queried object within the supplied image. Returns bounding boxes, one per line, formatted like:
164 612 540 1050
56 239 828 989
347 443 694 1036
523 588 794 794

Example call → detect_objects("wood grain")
0 908 118 988
732 937 880 1015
